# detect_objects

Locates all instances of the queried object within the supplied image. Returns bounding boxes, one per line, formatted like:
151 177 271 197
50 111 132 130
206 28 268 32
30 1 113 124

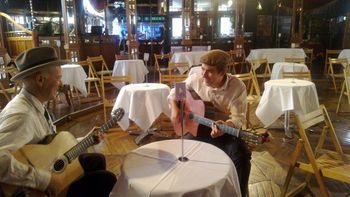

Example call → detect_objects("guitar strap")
44 107 56 134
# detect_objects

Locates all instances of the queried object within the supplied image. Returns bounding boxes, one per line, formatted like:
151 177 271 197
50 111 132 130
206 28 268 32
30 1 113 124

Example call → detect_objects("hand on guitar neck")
171 90 269 144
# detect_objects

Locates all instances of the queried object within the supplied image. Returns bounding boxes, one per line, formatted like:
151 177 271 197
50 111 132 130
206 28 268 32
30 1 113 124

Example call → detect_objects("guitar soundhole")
53 159 65 172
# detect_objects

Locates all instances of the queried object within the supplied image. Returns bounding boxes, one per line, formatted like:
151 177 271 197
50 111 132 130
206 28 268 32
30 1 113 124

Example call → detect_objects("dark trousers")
184 124 251 197
66 153 117 197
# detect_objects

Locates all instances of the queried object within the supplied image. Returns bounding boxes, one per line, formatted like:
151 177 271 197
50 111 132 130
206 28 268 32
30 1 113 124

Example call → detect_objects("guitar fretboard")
64 108 124 162
190 113 263 144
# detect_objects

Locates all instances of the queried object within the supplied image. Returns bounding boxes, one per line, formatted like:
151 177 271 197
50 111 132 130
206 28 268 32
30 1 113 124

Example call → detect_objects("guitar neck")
64 110 123 163
192 114 241 137
191 114 264 144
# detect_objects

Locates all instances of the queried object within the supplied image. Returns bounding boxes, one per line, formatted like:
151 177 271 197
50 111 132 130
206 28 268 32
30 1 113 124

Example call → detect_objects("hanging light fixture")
257 1 263 10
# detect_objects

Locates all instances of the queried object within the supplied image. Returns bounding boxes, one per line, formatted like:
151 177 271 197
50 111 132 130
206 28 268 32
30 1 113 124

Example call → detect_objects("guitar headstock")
100 108 125 133
112 108 125 121
243 130 269 145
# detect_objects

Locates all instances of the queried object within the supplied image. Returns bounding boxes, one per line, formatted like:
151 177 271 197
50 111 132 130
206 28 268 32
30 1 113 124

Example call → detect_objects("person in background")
0 46 116 197
169 49 251 197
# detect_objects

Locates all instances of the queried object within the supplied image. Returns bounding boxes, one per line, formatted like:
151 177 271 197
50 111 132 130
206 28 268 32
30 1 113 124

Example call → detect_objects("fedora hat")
11 46 69 81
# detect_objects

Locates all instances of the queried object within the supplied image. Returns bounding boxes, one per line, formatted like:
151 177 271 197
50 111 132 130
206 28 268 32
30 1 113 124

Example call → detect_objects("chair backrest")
115 53 130 60
328 58 348 75
87 55 111 75
101 75 131 122
77 60 99 79
248 58 270 83
154 53 172 73
233 71 260 98
303 48 313 65
284 57 306 64
329 58 348 66
168 62 189 75
228 49 247 74
282 71 312 81
160 74 188 88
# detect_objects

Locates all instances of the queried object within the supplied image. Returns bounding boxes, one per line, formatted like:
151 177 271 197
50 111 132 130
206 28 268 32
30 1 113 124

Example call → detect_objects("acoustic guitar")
173 91 268 145
0 108 124 197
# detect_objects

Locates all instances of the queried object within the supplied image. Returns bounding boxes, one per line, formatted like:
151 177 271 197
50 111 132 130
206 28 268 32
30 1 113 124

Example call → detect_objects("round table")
112 83 171 131
114 139 241 197
255 79 319 137
61 64 87 97
112 59 149 88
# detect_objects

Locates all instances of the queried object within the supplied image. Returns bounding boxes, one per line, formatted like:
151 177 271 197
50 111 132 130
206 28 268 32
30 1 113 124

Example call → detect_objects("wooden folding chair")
154 53 172 82
77 60 101 97
248 58 270 89
87 55 113 77
303 48 313 68
284 57 306 64
234 71 260 128
228 49 247 74
324 49 342 75
282 71 312 81
281 105 350 197
336 66 350 113
328 58 348 93
101 75 131 123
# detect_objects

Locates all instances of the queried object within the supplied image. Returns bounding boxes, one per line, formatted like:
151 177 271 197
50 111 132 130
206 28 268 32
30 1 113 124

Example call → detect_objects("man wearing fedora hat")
0 46 116 196
169 49 251 197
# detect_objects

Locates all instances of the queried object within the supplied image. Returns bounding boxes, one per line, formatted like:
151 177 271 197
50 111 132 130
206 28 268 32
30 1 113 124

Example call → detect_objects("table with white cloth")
171 51 207 74
112 83 171 143
270 62 309 80
338 49 350 66
114 139 241 197
112 59 149 88
61 64 88 97
255 79 319 137
246 48 306 63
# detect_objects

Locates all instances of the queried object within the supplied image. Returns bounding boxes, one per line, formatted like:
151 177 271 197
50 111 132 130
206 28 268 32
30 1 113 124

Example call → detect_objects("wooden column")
291 0 303 48
235 0 245 36
126 0 139 59
61 0 80 61
181 0 193 51
234 0 246 52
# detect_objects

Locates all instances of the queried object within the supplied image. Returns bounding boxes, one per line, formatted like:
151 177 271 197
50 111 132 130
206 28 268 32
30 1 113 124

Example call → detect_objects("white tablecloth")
246 48 306 63
256 79 319 126
112 83 171 131
112 59 149 88
271 62 309 80
61 64 88 97
171 51 207 74
338 49 350 67
115 139 241 197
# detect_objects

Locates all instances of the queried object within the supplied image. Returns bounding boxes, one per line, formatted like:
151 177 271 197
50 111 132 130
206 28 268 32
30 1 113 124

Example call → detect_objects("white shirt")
0 89 53 191
169 73 247 128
